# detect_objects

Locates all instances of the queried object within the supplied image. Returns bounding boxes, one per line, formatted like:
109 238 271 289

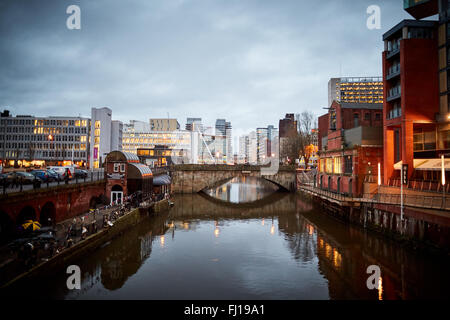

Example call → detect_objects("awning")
394 159 450 171
128 163 153 178
153 174 171 186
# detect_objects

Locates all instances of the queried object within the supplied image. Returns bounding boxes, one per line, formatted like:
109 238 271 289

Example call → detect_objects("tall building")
0 110 90 168
248 131 257 165
185 118 203 132
90 107 123 169
279 114 298 162
239 134 250 163
215 119 232 163
149 118 180 131
256 127 268 164
328 77 383 106
382 1 445 184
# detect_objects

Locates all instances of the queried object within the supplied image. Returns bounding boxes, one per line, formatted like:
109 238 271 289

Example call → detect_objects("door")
111 191 123 205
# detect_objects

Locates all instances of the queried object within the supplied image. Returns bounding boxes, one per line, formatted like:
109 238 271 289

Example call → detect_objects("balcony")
387 86 401 102
386 47 400 60
386 65 401 80
404 0 438 20
386 107 402 120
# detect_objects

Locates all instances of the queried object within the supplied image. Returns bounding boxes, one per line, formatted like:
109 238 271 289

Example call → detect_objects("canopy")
128 163 153 178
106 151 140 163
153 174 171 186
394 158 450 171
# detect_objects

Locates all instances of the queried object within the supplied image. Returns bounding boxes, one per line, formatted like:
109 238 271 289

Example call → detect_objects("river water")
5 177 450 299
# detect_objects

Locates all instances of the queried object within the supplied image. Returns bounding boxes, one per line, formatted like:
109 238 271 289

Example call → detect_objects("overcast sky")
0 0 412 142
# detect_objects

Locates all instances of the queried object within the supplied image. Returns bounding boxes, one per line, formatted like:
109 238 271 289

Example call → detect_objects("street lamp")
442 155 446 208
378 162 381 201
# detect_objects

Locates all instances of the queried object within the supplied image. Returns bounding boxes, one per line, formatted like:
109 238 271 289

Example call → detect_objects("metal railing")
0 168 105 195
299 184 450 211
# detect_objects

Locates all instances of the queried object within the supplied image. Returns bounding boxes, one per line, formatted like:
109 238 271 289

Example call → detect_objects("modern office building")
90 107 123 169
0 110 90 168
124 120 150 133
149 118 180 131
328 77 383 107
215 119 232 163
185 118 203 133
122 129 199 164
382 1 447 185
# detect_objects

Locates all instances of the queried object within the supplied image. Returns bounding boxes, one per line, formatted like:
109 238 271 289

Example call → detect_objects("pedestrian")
91 220 97 234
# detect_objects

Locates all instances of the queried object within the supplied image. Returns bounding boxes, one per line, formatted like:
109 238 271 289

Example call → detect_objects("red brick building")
317 101 383 196
382 19 440 185
105 151 153 205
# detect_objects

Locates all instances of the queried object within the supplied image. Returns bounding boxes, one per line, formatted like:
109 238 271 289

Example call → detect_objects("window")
333 157 342 174
364 113 371 121
375 113 381 121
114 163 120 172
120 164 125 172
353 113 359 127
330 109 337 130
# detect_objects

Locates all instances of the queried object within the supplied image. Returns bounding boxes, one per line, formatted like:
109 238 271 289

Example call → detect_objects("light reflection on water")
204 176 280 203
4 191 450 300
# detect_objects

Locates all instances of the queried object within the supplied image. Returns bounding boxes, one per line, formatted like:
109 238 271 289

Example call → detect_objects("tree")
284 111 317 166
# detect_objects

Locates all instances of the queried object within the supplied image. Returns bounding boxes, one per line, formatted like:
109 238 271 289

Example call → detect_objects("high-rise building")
248 131 258 165
215 119 232 163
186 118 203 133
0 110 90 168
328 77 383 106
279 114 298 162
90 107 123 169
149 118 180 131
382 1 443 184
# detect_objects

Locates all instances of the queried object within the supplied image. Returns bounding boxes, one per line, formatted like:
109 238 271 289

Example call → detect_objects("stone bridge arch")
170 164 297 193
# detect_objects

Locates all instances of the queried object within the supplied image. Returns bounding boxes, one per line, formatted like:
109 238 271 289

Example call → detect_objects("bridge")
169 164 298 193
0 181 106 243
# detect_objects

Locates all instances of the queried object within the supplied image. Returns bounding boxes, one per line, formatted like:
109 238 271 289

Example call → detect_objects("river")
4 177 450 299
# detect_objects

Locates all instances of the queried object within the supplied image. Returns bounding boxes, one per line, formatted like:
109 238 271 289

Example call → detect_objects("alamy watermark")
366 5 381 30
366 265 381 290
66 5 81 30
66 264 81 290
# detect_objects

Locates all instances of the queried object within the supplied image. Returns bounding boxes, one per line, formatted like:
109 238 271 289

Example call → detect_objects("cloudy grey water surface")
5 177 450 299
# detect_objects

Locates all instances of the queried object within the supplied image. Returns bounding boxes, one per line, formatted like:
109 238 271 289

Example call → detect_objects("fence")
299 184 450 211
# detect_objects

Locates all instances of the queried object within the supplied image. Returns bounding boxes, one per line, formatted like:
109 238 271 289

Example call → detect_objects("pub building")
105 151 153 205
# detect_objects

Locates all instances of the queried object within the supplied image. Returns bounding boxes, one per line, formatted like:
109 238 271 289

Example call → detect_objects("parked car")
74 169 88 179
30 170 51 183
46 169 60 182
7 171 41 184
47 166 73 180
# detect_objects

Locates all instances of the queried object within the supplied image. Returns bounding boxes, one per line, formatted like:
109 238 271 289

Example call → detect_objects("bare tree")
284 111 317 166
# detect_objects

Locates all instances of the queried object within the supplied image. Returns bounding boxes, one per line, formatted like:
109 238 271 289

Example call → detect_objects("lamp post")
378 162 381 201
442 155 445 209
400 160 404 223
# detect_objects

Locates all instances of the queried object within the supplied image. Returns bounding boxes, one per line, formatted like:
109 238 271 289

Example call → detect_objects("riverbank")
0 199 171 291
298 190 450 256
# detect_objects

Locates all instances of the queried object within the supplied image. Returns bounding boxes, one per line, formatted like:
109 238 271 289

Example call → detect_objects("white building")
0 110 90 168
248 131 258 165
90 107 123 169
122 129 199 164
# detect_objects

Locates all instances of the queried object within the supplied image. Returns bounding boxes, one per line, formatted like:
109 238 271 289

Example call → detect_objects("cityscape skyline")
0 0 415 142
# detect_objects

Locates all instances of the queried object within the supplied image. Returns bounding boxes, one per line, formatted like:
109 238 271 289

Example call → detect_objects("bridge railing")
0 168 105 195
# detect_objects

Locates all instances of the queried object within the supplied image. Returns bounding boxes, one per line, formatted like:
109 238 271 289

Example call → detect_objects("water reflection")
204 176 280 203
3 192 450 300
